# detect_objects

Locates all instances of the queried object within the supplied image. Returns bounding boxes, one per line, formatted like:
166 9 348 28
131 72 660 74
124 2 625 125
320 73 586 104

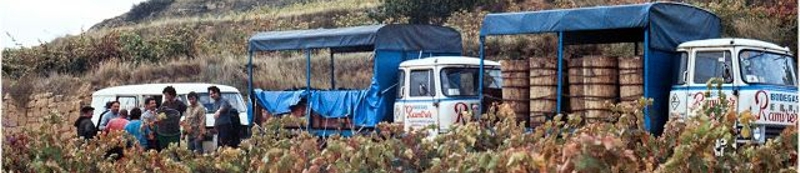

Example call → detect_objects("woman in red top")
105 109 130 133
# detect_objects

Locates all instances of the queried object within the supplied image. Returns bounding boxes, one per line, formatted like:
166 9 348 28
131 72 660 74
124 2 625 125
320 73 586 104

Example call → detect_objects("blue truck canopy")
480 2 720 51
249 24 462 53
247 24 462 130
477 2 722 135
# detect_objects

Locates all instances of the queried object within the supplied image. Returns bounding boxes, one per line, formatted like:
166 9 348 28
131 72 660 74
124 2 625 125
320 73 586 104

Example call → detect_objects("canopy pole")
248 50 254 126
330 51 335 89
556 32 564 114
478 36 485 117
305 49 312 131
643 29 651 132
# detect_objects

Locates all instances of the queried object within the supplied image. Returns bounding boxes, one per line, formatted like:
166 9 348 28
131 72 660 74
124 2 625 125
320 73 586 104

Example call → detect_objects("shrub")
3 80 797 172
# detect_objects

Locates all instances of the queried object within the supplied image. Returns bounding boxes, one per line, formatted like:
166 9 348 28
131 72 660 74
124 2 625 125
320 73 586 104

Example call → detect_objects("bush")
3 81 797 172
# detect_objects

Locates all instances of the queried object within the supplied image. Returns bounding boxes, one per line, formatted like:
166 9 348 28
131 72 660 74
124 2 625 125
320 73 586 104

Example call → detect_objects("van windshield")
739 50 797 86
440 67 502 96
196 93 246 113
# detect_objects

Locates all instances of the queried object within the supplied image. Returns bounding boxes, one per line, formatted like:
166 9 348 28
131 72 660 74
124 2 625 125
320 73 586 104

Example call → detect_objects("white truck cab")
669 38 798 143
394 56 503 133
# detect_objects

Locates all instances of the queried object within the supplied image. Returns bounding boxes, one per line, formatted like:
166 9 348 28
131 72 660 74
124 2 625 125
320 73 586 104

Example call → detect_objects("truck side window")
674 52 688 85
694 51 732 84
397 70 405 98
410 69 435 97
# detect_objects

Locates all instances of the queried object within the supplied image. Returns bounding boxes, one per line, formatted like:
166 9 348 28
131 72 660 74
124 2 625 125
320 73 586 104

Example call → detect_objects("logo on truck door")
405 105 435 128
670 94 680 110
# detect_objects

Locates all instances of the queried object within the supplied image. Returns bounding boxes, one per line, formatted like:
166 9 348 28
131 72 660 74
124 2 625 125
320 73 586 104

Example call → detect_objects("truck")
671 38 797 143
247 24 471 136
476 2 797 140
246 2 797 141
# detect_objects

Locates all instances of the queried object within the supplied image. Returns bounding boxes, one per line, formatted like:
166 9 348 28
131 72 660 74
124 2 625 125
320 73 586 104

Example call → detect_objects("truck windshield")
440 68 502 96
739 50 797 86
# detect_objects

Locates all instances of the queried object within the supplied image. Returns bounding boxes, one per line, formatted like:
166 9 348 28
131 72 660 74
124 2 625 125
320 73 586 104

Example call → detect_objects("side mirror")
418 84 428 96
722 64 733 83
399 86 405 97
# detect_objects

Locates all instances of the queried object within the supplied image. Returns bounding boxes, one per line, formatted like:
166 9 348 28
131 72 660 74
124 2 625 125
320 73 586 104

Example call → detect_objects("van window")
91 96 115 115
117 96 138 110
410 69 435 97
197 92 246 113
694 51 733 84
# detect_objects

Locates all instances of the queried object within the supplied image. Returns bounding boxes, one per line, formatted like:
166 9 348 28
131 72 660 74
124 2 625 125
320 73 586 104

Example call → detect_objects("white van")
90 83 250 150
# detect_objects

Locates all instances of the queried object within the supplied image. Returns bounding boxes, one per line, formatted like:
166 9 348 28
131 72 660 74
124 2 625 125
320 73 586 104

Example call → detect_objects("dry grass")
101 0 379 32
252 51 374 90
85 54 248 90
2 50 373 109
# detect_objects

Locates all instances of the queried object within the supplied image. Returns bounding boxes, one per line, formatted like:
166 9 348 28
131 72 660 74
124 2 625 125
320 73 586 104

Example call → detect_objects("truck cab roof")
399 56 501 67
677 38 791 53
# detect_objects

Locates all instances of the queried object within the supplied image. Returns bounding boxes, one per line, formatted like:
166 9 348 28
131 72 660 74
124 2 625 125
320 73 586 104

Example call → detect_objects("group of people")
74 85 240 155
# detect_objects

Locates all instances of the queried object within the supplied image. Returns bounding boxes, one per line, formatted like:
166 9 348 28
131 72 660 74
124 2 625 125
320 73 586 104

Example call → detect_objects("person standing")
95 101 114 131
182 92 207 153
75 106 97 139
141 98 159 150
98 101 121 131
209 86 237 148
156 86 185 149
125 108 150 149
105 109 130 133
161 86 187 115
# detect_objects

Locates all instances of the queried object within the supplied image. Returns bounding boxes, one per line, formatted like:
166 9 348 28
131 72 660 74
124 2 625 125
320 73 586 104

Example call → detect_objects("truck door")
403 68 438 132
689 50 736 117
394 70 406 125
670 52 690 117
438 67 483 132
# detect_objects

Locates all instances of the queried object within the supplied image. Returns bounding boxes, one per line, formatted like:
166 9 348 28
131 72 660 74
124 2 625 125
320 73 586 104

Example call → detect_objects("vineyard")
3 85 797 172
1 0 798 172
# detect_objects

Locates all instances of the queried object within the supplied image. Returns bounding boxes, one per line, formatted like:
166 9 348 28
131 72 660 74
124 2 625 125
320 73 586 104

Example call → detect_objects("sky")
1 0 147 49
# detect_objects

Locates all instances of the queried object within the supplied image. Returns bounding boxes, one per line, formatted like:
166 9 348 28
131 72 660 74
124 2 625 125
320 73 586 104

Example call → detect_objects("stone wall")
3 85 92 140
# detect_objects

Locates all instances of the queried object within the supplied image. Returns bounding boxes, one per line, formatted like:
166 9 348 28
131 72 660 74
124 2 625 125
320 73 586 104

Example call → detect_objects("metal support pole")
305 49 312 130
247 51 254 126
330 51 335 89
478 36 485 117
556 32 564 114
643 29 651 132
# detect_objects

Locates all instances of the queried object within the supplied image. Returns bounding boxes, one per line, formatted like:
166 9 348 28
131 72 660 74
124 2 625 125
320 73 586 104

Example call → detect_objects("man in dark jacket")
209 86 237 148
156 86 186 149
75 106 97 139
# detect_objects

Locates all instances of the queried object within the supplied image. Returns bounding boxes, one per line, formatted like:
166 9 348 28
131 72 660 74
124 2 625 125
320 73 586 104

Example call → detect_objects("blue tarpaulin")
248 24 462 128
249 24 462 53
253 89 307 115
480 2 721 51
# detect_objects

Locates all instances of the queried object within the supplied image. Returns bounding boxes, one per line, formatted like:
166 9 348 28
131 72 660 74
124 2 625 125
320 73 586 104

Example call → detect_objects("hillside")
90 0 321 29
